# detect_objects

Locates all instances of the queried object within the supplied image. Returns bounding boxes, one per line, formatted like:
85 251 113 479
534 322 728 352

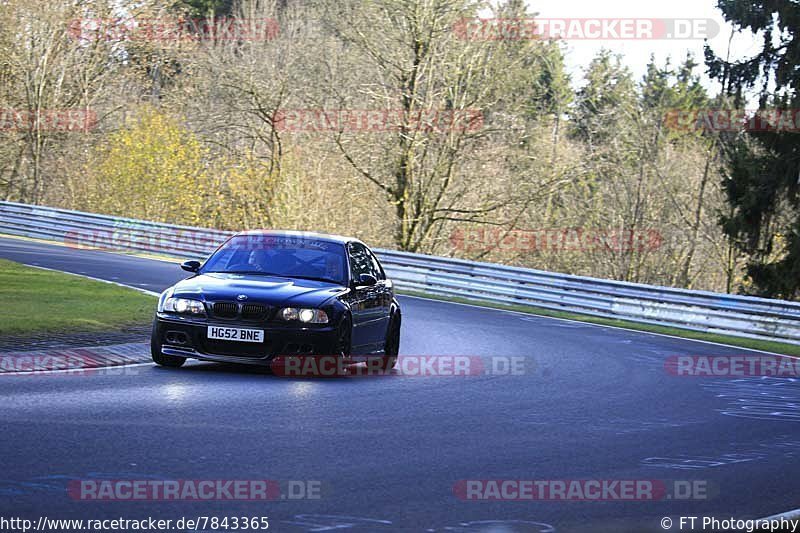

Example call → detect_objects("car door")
366 247 392 344
347 242 383 352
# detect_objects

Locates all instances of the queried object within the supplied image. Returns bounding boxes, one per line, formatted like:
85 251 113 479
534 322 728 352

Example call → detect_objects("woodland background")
1 0 798 298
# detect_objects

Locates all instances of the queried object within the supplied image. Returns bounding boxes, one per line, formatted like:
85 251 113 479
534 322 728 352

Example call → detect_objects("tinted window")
202 235 347 284
348 242 377 280
368 250 385 280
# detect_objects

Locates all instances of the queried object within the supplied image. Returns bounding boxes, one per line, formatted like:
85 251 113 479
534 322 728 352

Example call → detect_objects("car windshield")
201 235 347 285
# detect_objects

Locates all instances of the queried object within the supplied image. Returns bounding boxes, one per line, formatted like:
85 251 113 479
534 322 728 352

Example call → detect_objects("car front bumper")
153 313 340 366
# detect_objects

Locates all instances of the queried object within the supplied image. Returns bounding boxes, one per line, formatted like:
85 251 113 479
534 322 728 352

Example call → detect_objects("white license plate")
207 326 264 343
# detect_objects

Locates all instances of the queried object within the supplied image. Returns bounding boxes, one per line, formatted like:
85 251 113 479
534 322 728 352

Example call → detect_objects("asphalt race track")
0 236 797 533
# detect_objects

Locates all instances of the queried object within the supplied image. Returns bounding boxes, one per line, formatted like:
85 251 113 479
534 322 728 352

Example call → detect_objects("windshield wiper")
286 275 341 284
205 270 280 275
206 271 339 284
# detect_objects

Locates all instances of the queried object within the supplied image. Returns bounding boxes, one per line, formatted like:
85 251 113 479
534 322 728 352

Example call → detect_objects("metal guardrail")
2 200 800 346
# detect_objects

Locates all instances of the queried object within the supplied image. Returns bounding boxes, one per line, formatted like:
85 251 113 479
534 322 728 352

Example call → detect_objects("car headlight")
279 308 329 324
163 297 205 315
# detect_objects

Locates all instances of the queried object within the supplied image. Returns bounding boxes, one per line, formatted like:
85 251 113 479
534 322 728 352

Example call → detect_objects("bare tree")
310 0 561 251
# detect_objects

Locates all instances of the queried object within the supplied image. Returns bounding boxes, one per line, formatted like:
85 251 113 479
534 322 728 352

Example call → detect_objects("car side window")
367 250 386 280
348 242 377 281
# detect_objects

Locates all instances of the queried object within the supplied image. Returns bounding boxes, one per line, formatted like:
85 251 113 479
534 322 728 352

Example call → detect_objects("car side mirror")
357 273 378 287
181 260 201 273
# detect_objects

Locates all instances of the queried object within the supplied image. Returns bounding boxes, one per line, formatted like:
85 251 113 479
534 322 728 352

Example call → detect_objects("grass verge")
397 289 800 357
0 259 156 336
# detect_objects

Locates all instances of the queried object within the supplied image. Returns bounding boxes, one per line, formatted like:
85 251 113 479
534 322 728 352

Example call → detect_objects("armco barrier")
2 200 799 346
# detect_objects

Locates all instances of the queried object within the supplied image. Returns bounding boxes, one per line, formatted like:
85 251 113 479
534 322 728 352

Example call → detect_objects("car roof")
234 229 362 246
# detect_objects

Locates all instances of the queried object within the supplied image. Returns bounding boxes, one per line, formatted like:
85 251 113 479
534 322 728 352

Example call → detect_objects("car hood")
170 273 347 308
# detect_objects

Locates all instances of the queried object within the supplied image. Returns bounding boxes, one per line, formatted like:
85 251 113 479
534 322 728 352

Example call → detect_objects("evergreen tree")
705 0 800 299
571 50 637 144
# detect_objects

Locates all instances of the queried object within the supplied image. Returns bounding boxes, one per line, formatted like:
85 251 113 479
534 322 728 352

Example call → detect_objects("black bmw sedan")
151 231 401 372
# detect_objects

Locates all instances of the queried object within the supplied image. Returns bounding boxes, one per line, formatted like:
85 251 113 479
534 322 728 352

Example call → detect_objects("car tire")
380 314 400 371
151 320 186 368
